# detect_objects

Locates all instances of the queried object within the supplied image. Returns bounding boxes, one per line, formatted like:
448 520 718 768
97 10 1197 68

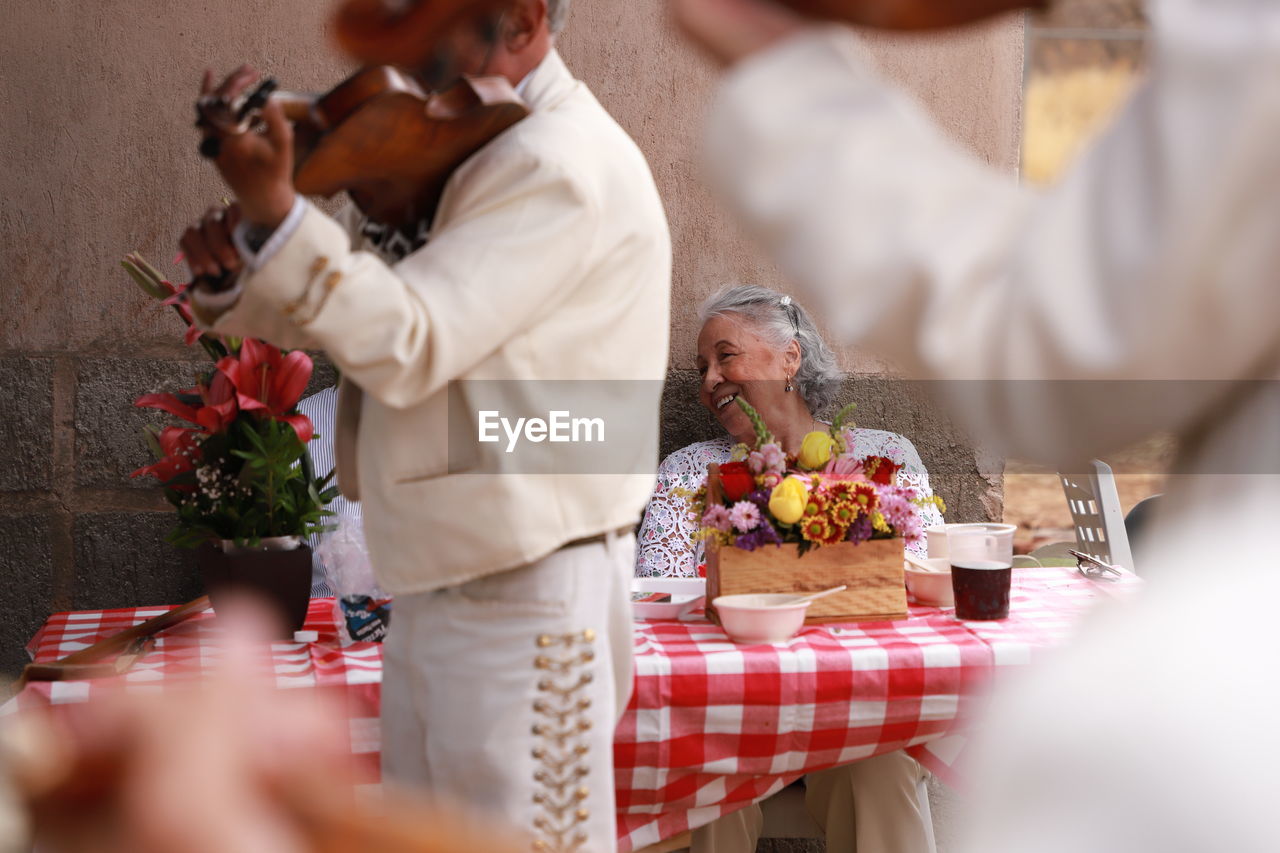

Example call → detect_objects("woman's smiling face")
696 313 800 442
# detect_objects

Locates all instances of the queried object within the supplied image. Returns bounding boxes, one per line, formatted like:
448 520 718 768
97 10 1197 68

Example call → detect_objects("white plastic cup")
927 523 1016 560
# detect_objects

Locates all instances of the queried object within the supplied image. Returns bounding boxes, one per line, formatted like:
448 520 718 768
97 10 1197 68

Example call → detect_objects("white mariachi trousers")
382 531 636 853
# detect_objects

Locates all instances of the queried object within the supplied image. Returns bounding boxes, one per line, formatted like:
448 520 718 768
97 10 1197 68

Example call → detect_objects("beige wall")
0 1 1021 673
1 0 345 353
0 1 1023 361
558 8 1026 371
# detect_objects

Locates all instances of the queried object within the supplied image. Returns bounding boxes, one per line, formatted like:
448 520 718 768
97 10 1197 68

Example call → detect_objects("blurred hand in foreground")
7 602 344 853
4 600 523 853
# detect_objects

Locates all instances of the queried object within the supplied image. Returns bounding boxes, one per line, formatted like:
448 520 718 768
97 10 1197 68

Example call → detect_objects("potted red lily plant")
123 254 338 632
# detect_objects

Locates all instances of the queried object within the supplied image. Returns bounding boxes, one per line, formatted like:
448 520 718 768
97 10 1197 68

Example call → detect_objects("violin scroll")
196 78 281 160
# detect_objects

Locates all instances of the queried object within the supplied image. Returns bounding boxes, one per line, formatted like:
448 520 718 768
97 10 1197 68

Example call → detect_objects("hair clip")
779 296 792 307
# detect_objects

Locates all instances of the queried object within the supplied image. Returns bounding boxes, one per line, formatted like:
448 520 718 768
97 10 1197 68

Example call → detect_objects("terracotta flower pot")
197 539 313 637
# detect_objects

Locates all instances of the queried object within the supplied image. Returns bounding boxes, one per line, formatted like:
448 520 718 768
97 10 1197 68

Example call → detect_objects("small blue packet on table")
340 595 393 643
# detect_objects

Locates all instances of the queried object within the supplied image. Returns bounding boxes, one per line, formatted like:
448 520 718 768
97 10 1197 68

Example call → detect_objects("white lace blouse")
635 431 944 577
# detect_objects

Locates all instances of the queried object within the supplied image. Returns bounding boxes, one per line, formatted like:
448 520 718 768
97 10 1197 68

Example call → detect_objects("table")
7 565 1138 852
11 599 385 789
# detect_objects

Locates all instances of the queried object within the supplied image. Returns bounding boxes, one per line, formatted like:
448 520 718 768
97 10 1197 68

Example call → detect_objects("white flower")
729 501 762 532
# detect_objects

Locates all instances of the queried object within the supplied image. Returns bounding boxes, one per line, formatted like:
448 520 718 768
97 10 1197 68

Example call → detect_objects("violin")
197 67 528 233
773 0 1049 30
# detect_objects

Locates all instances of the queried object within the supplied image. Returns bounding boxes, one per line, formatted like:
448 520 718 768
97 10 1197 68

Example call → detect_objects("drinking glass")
948 526 1014 620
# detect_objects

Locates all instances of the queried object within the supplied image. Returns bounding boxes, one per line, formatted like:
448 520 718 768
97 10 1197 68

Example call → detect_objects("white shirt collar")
514 52 551 98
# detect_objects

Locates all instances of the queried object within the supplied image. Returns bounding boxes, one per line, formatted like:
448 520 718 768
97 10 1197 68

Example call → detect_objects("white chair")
1059 460 1136 573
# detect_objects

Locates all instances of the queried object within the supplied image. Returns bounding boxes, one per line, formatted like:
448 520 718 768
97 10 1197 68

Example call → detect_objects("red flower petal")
237 338 268 377
133 428 201 482
205 371 237 407
215 354 240 382
236 393 269 413
216 353 264 413
134 393 201 425
273 350 313 413
195 406 224 433
156 426 200 455
280 413 314 444
131 459 176 480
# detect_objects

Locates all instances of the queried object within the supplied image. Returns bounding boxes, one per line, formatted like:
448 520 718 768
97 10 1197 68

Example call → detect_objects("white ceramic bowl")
712 594 811 643
904 557 954 607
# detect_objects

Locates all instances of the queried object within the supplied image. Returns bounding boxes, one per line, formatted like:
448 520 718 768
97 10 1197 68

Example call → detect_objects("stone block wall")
0 353 339 675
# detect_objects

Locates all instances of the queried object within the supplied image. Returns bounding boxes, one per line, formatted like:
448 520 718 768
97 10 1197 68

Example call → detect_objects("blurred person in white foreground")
669 0 1280 849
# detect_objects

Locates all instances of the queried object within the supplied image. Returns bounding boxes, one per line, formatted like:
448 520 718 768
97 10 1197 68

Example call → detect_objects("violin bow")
776 0 1050 31
16 595 211 688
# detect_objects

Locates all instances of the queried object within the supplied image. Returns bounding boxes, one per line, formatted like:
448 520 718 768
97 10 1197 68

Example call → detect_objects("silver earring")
785 377 794 393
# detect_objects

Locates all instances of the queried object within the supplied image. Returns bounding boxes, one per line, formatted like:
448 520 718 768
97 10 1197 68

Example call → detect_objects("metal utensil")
1068 549 1125 581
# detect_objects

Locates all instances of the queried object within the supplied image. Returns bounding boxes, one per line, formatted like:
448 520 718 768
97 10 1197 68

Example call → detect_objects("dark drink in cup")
951 560 1012 620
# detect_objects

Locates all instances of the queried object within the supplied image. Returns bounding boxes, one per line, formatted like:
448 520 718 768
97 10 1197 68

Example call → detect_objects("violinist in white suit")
179 2 671 851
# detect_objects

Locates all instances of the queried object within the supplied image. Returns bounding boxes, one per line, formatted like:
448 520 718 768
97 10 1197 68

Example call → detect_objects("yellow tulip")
769 476 809 525
797 431 836 470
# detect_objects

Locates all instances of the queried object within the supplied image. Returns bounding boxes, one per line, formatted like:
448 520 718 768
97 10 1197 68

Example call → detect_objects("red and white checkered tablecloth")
9 598 384 789
7 567 1139 852
617 564 1139 850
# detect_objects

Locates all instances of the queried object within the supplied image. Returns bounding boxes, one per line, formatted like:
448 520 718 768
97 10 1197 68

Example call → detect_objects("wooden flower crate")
704 462 908 624
706 538 908 624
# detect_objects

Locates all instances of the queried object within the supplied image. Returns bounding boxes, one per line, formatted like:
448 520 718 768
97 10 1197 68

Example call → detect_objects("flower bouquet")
123 254 338 631
692 400 943 624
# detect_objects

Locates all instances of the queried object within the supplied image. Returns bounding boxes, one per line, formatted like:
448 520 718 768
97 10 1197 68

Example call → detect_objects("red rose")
718 461 755 501
863 456 902 486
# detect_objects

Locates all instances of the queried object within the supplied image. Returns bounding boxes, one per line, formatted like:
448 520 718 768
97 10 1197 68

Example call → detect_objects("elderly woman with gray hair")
636 285 941 853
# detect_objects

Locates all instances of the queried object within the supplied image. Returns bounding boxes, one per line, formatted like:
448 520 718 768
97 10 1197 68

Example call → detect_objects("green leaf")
121 257 169 300
142 426 163 459
734 397 776 447
829 402 858 453
166 526 209 550
131 254 170 291
165 470 198 489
